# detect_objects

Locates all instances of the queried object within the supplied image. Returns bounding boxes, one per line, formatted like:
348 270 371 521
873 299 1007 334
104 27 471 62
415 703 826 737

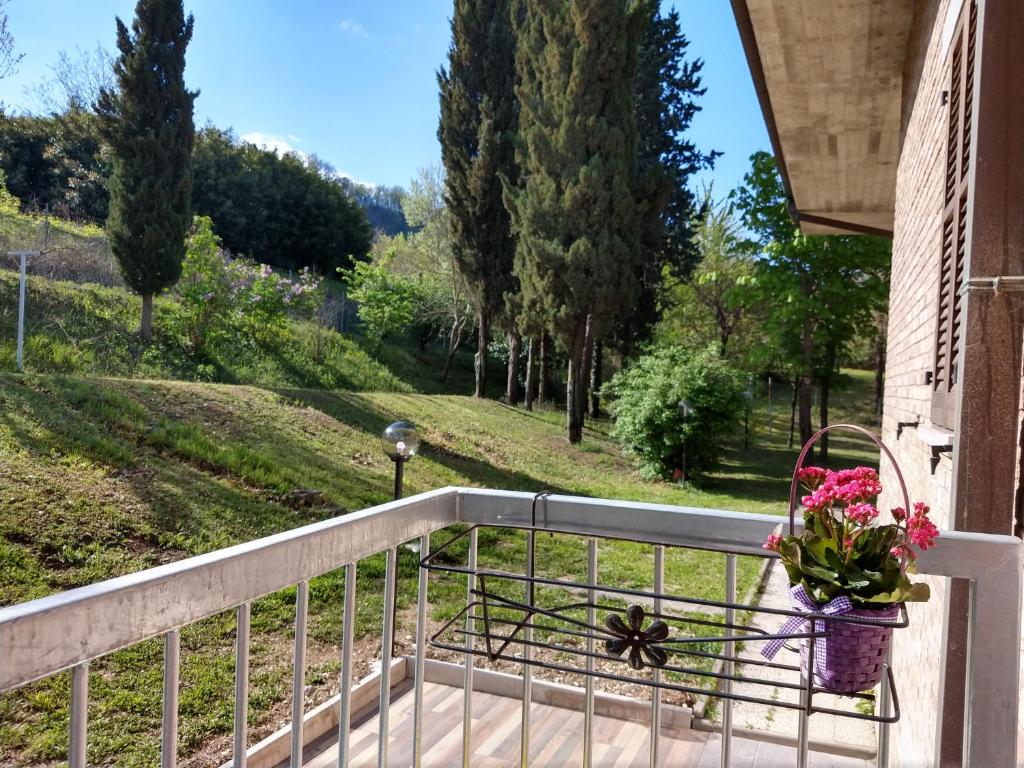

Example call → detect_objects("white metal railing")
0 487 1020 767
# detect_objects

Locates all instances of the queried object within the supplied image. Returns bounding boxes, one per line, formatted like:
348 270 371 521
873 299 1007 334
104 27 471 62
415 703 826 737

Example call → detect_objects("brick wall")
881 0 957 764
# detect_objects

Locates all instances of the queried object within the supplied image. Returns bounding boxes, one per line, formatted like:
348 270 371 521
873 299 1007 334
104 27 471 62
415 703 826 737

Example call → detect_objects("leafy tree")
340 252 418 353
191 127 372 273
0 0 23 82
733 152 890 460
438 0 518 398
0 112 110 222
97 0 197 340
372 165 475 381
688 192 757 356
607 345 746 480
27 44 116 114
505 1 645 442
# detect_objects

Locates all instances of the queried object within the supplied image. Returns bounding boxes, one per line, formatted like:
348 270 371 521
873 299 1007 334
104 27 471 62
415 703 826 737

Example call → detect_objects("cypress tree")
438 0 518 398
506 1 645 443
617 1 718 357
97 0 196 340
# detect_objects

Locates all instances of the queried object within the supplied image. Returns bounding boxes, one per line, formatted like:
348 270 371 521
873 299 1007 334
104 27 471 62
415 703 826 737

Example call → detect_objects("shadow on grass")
277 387 579 497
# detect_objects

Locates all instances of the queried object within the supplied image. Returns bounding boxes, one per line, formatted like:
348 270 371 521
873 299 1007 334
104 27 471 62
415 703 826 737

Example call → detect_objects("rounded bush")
607 346 747 481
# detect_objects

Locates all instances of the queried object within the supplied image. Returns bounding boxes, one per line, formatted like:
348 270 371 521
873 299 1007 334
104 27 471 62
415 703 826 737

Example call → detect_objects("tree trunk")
818 339 837 463
524 337 538 411
140 293 154 341
441 314 467 383
589 341 603 418
506 330 522 405
566 321 588 443
798 313 815 461
788 377 798 449
538 332 551 405
474 309 489 398
790 380 798 450
575 316 594 435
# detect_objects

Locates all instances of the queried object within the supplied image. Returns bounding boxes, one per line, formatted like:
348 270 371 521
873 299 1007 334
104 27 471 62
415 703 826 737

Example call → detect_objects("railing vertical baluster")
378 548 398 768
520 528 534 768
69 662 89 768
583 538 597 768
462 528 478 768
413 534 430 767
650 545 664 768
337 562 357 768
234 602 251 768
877 651 892 767
797 673 810 768
161 629 181 768
721 554 736 768
291 580 309 768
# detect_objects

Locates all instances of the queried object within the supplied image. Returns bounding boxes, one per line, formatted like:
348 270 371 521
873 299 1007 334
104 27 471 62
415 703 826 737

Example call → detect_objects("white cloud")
240 131 309 162
238 132 375 187
339 19 369 38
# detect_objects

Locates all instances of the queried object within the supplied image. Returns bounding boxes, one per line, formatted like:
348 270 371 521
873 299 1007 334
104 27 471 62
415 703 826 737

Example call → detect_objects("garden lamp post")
678 399 693 482
381 421 420 500
381 421 419 658
742 390 754 451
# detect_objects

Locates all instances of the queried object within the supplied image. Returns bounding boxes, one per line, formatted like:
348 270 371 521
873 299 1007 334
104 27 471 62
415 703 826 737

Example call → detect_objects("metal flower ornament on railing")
604 604 670 669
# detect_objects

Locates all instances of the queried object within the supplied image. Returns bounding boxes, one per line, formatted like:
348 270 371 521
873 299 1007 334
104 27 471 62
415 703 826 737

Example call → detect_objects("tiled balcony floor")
293 679 871 767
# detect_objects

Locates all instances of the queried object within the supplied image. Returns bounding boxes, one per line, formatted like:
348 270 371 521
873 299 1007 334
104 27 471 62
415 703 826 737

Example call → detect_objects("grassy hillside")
0 368 880 767
0 270 421 392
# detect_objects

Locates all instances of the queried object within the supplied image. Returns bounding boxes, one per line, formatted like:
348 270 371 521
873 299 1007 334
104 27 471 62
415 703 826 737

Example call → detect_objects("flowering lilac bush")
763 465 938 606
172 216 323 354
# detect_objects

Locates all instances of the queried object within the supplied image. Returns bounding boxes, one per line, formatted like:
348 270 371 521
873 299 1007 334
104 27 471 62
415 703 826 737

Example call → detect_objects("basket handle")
787 424 912 569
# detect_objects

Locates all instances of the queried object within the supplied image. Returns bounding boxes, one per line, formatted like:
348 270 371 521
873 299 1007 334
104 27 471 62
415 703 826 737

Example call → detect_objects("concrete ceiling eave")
732 0 916 238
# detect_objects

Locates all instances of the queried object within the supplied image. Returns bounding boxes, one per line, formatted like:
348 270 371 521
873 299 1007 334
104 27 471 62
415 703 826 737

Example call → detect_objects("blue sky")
0 0 769 193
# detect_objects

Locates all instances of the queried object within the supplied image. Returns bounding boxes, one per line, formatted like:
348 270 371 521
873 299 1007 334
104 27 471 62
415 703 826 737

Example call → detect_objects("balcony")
0 487 1020 767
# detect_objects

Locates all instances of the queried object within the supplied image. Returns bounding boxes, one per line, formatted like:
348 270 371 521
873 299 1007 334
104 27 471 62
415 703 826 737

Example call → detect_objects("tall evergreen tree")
97 0 196 340
617 2 719 357
506 1 645 443
437 0 518 398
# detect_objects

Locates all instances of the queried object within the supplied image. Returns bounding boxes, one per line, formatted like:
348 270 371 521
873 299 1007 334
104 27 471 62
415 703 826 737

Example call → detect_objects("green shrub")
339 250 418 353
169 216 324 355
607 346 746 480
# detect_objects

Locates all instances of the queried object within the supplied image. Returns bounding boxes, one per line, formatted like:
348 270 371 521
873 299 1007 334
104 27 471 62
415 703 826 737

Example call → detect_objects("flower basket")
763 424 937 694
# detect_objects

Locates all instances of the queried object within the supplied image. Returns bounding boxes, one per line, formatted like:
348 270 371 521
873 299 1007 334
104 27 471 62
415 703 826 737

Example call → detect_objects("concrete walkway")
722 560 877 755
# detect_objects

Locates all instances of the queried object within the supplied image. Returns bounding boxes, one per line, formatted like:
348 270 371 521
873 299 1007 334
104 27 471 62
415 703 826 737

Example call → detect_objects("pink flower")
890 544 917 560
801 485 836 513
798 466 828 489
891 507 906 522
907 503 939 550
763 533 783 552
846 502 880 526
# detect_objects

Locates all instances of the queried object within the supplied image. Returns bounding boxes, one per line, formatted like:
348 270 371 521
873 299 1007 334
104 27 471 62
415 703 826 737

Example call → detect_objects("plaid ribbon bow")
760 585 853 661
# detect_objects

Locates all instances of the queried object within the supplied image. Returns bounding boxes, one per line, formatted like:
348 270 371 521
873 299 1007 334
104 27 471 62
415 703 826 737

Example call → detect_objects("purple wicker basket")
787 424 911 694
797 602 901 693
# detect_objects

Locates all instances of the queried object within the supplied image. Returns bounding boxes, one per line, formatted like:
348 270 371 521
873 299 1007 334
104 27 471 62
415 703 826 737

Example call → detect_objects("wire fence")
0 218 123 288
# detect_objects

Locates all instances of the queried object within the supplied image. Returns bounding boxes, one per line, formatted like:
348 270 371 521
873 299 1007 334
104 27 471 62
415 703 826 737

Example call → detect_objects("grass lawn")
0 366 881 767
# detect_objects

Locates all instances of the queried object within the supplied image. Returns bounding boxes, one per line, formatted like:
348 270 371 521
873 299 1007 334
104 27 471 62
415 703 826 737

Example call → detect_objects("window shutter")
931 0 976 429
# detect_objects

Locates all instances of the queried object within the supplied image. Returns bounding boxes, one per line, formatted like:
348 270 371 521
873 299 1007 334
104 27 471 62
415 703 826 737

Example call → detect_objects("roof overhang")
731 0 916 237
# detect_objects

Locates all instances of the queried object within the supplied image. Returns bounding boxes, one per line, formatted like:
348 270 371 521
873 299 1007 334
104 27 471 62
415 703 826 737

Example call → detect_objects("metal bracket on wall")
930 444 953 474
896 421 919 440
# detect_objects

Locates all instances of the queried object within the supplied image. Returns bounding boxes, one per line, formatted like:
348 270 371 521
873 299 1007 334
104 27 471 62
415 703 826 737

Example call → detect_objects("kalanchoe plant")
763 466 939 606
